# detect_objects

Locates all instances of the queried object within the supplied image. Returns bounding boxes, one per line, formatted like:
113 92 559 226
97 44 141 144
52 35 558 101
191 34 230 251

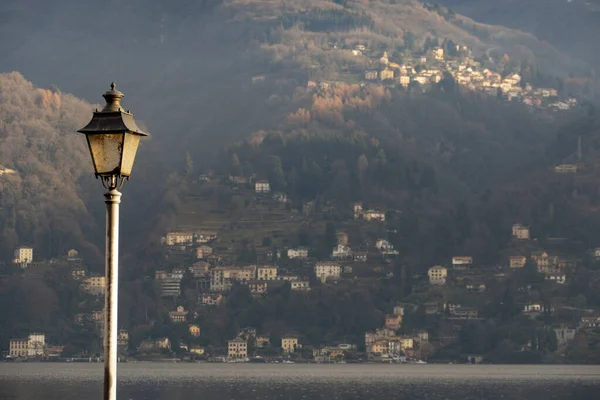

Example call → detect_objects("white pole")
104 188 121 400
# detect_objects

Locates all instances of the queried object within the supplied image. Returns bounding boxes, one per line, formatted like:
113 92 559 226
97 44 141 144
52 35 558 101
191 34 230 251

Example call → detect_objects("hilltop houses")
428 266 447 285
512 224 530 240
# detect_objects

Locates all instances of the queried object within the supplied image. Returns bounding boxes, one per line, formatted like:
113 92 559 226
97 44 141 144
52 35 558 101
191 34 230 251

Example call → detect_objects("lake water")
0 363 599 399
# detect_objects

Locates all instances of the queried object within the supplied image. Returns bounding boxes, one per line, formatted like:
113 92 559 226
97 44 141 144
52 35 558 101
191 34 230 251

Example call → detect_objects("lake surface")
0 363 599 399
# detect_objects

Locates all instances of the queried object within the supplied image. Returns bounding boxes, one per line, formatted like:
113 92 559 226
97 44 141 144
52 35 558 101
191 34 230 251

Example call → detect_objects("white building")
166 232 194 246
257 265 279 280
81 276 106 296
291 280 311 291
375 239 394 252
287 247 308 259
452 256 473 268
331 244 352 260
554 325 576 346
363 210 385 222
13 246 33 264
255 180 271 193
512 224 530 240
428 265 447 285
315 262 342 283
8 339 28 358
27 333 45 357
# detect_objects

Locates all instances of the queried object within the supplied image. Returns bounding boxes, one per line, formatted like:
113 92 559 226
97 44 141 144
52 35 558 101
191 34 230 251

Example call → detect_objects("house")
25 333 45 357
331 244 352 259
255 335 271 348
189 324 201 337
512 224 530 240
190 261 210 277
393 306 404 316
398 75 411 87
380 68 394 81
370 339 390 355
71 266 86 280
375 239 394 252
9 338 28 358
66 249 79 260
229 175 249 185
166 232 194 246
197 231 218 243
545 273 566 284
13 246 33 264
81 276 106 296
389 337 414 353
385 314 402 330
466 283 486 293
336 231 349 246
199 293 223 306
291 280 311 291
554 325 576 346
449 307 479 319
257 265 278 280
363 210 385 221
139 337 171 351
531 251 559 274
248 280 268 294
523 304 547 313
554 164 577 173
431 47 444 61
314 262 342 283
428 265 447 285
227 337 247 358
353 252 367 262
452 256 473 269
196 245 213 259
365 70 378 80
278 274 299 281
287 247 308 259
353 202 363 219
117 329 129 347
158 276 182 297
169 306 189 323
190 345 205 355
580 316 600 329
273 192 289 203
509 256 527 268
255 180 271 193
282 337 300 353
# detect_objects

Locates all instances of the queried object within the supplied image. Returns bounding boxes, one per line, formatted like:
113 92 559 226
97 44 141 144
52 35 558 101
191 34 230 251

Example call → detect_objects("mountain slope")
0 0 592 166
0 72 101 261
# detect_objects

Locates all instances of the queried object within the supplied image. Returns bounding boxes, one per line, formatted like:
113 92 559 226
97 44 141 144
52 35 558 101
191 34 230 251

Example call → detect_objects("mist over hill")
436 0 600 74
0 0 594 165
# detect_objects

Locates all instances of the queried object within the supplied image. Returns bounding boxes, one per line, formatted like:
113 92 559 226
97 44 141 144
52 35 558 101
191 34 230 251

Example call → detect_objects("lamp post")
78 83 147 400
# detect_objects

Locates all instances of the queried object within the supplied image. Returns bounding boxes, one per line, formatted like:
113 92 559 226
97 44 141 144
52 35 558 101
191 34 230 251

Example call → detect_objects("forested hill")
0 72 103 262
209 80 600 267
0 0 593 166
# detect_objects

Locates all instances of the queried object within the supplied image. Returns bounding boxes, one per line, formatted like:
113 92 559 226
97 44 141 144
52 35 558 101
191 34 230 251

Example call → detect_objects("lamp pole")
104 187 121 400
78 84 147 400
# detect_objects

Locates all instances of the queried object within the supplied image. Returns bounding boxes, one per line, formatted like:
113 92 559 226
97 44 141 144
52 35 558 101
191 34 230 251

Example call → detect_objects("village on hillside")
297 42 578 112
6 172 599 364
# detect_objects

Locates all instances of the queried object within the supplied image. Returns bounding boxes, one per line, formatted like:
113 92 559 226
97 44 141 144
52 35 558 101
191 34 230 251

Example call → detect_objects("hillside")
0 0 594 166
436 0 600 73
0 72 100 262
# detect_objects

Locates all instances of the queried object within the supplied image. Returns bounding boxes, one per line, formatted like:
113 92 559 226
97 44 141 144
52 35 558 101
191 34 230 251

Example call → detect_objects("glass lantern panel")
86 133 124 176
120 132 141 177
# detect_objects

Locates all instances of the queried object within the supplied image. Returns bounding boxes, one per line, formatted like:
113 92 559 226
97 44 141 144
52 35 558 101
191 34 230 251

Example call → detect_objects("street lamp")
78 83 147 400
